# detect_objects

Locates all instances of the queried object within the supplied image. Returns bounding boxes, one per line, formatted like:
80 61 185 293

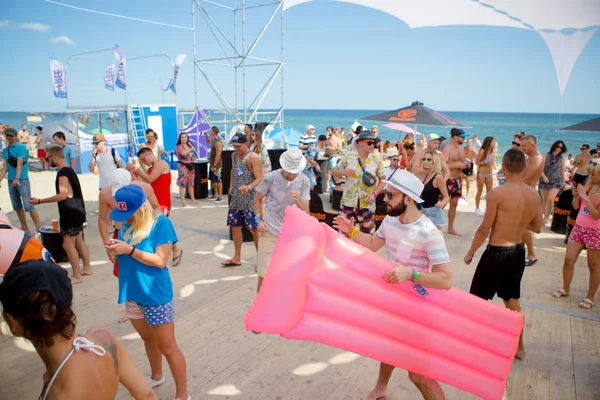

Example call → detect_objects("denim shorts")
9 179 34 212
422 206 446 226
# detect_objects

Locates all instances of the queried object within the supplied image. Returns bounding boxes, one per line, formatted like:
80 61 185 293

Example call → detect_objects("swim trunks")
469 243 526 302
446 178 462 199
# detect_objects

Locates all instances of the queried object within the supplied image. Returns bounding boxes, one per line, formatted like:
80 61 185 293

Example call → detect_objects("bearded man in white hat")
333 169 453 400
253 147 311 294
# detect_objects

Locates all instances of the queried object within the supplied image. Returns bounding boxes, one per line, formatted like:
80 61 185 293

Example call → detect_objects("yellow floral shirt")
337 151 385 209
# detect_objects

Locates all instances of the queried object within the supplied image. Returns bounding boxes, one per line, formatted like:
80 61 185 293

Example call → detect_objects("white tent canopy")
283 0 599 95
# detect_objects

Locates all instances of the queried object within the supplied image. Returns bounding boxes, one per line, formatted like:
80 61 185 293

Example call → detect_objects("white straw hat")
383 170 424 203
279 147 307 174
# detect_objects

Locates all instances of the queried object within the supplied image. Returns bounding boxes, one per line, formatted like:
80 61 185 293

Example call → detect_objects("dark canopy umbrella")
559 116 600 132
362 101 468 128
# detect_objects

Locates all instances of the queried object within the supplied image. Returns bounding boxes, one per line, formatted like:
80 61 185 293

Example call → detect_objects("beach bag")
357 157 377 187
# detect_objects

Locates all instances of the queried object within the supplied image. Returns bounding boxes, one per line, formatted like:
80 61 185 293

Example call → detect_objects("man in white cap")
333 169 453 400
253 148 311 295
411 133 449 179
299 125 317 153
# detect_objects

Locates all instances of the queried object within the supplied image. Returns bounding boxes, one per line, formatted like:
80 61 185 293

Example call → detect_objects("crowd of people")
0 119 598 400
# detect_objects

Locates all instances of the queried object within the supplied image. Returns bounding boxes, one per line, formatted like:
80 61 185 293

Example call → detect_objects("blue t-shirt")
2 143 29 180
63 145 78 164
116 215 178 306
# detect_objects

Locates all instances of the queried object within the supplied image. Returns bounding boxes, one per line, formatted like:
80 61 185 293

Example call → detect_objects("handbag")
179 161 195 171
357 157 377 187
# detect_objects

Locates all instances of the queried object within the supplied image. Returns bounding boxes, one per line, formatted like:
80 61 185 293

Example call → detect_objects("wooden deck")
1 196 599 400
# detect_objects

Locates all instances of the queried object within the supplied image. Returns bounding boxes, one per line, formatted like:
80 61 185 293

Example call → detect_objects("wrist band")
413 270 420 282
38 199 42 204
128 246 136 256
347 226 359 239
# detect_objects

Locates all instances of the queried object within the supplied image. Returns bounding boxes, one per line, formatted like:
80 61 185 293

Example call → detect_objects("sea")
1 110 598 156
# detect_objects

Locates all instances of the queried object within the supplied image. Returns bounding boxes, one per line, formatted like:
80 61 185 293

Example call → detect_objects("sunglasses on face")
590 160 599 167
512 141 521 147
422 157 433 162
391 158 399 161
581 147 588 150
365 141 375 146
557 146 563 149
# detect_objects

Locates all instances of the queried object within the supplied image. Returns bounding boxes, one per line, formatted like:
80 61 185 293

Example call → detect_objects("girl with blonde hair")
415 150 450 229
106 185 190 400
250 129 272 176
552 158 600 310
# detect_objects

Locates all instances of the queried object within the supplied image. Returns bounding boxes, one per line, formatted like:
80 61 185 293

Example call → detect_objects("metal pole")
234 0 238 115
192 0 198 110
64 47 114 109
242 0 247 123
280 0 284 130
74 113 83 173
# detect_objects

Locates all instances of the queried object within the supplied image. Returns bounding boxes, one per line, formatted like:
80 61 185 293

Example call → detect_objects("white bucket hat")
279 147 307 174
383 170 424 203
110 168 133 195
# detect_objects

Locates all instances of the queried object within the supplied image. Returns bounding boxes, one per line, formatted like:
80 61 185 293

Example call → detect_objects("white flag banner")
49 58 67 98
104 64 116 91
170 54 187 94
114 45 127 90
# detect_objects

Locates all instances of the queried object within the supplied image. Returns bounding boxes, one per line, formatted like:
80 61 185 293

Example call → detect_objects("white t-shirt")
256 170 311 236
385 166 401 180
375 215 450 272
96 147 122 189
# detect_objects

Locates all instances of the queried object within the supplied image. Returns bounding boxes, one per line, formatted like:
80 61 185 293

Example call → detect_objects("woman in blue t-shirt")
106 184 190 400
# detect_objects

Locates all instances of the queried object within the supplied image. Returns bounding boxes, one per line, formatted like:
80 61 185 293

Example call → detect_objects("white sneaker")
147 375 166 388
175 396 191 400
474 209 485 217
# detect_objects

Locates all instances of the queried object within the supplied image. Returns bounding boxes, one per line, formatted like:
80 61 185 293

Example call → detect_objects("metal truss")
192 0 284 133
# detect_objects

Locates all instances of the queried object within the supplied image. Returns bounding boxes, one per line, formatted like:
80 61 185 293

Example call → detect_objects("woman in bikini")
105 184 190 400
0 260 157 400
175 133 197 207
462 138 477 196
474 137 496 216
415 150 450 230
539 140 567 224
552 158 600 310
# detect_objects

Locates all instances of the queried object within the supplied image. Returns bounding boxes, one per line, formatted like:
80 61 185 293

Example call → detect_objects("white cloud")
0 20 10 30
50 35 75 45
19 22 51 32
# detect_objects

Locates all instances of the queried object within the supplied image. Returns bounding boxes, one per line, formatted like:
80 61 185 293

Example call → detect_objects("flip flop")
552 288 569 298
172 249 183 266
578 298 594 310
221 259 241 267
525 258 538 267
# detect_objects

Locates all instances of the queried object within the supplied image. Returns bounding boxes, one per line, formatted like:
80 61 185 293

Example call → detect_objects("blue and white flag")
114 45 127 90
170 54 186 94
104 64 116 91
49 58 67 98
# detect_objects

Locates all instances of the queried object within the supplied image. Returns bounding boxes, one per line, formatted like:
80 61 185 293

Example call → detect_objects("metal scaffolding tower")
191 0 284 133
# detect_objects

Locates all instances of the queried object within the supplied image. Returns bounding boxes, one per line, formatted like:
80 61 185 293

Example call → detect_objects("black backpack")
94 148 118 167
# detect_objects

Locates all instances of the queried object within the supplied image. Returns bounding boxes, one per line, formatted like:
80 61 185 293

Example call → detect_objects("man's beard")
387 195 407 217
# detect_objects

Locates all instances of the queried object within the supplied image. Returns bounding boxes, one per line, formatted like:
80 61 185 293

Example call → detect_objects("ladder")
127 105 146 156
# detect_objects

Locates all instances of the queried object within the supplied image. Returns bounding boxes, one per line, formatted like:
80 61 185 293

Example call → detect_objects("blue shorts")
125 299 175 327
422 206 446 226
9 179 34 212
227 209 258 231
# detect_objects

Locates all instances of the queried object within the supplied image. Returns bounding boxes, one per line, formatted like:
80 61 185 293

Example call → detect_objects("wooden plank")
570 318 600 400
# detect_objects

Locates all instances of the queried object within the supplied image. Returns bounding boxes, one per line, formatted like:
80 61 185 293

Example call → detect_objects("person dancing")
106 185 190 400
552 158 600 310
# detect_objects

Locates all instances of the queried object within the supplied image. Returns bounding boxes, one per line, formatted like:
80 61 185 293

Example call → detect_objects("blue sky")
1 0 599 113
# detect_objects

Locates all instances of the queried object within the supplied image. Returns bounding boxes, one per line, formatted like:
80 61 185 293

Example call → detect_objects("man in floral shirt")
332 130 386 234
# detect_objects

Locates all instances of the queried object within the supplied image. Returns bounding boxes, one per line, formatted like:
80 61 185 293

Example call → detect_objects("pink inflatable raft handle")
245 205 523 400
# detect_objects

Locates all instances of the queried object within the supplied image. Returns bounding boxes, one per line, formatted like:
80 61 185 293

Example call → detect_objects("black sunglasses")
512 141 521 147
581 147 588 150
365 141 376 146
590 160 599 167
391 158 399 161
422 157 433 162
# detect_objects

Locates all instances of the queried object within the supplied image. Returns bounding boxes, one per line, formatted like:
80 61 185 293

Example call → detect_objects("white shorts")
257 232 278 278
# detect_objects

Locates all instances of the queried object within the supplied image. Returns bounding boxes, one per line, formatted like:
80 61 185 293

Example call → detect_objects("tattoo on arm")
88 328 119 376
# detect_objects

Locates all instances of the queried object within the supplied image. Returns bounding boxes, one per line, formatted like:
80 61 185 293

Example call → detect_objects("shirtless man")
572 144 593 187
442 128 470 236
464 149 542 359
411 133 450 180
520 135 544 266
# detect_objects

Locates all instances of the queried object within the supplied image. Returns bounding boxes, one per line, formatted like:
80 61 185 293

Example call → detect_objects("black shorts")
210 169 222 183
572 172 589 185
470 243 525 302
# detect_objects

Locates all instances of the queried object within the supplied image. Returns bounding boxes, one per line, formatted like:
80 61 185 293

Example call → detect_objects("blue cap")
109 184 147 222
450 128 469 138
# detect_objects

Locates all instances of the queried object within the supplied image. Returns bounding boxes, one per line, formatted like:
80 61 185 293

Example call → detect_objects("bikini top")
39 337 106 400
